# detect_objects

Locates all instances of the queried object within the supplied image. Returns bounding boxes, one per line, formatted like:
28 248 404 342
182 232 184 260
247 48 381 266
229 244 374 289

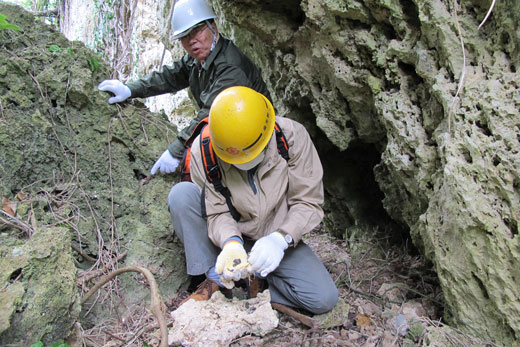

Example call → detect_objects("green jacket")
127 37 271 158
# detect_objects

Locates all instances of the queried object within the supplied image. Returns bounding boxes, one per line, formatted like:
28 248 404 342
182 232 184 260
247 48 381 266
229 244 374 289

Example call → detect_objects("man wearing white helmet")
98 0 271 175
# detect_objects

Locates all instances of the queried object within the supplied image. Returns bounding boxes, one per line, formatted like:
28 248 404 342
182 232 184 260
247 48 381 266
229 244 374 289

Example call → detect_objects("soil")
79 228 447 347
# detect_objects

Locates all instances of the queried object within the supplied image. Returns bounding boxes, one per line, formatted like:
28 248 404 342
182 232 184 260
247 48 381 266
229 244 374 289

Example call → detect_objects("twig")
106 121 118 257
0 210 34 235
160 0 177 67
102 329 125 342
478 0 496 29
31 9 59 17
28 71 45 99
77 251 128 284
71 244 98 263
271 303 318 329
81 266 168 347
448 0 467 133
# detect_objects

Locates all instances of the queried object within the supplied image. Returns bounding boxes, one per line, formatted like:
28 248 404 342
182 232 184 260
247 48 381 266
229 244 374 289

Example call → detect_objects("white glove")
248 232 288 277
98 79 131 104
150 150 180 175
215 241 251 289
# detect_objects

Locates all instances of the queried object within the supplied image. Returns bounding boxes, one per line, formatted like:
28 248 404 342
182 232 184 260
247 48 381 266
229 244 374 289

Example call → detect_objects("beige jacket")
190 117 324 248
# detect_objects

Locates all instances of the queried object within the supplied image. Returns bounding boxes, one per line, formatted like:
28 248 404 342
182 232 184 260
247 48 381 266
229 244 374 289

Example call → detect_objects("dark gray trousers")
168 181 338 314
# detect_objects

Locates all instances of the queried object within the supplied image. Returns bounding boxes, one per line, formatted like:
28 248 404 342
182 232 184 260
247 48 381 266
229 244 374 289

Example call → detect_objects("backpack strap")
180 147 192 182
200 125 241 222
180 117 209 182
274 121 289 161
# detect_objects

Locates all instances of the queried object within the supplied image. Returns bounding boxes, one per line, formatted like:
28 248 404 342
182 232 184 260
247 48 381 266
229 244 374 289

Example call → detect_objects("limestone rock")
0 228 80 345
168 291 278 346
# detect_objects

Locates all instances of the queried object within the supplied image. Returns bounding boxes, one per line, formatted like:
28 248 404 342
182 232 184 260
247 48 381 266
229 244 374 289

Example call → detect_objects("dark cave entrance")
302 118 413 251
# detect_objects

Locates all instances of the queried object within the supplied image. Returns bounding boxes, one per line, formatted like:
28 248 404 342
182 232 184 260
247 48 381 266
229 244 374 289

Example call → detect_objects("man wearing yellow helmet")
97 0 271 175
168 86 338 314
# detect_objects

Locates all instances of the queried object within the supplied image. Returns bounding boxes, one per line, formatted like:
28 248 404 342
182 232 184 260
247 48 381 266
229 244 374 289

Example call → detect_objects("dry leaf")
356 313 371 326
16 191 27 201
2 197 17 216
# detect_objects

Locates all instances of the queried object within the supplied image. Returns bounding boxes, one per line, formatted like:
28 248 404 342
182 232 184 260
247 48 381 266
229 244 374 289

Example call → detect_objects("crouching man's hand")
249 231 288 277
215 238 250 289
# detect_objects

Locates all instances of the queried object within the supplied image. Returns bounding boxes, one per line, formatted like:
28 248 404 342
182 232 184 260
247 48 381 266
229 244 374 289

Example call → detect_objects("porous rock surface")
212 1 519 344
0 3 185 344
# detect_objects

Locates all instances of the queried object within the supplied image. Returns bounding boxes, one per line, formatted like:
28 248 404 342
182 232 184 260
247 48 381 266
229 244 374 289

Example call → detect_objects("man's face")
180 22 216 63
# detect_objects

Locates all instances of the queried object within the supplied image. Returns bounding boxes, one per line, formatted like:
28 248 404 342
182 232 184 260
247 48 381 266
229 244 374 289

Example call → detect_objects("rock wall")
210 0 519 344
0 3 187 344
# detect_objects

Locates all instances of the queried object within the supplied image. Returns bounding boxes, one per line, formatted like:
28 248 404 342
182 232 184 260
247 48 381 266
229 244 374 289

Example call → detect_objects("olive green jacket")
127 37 271 158
190 117 324 248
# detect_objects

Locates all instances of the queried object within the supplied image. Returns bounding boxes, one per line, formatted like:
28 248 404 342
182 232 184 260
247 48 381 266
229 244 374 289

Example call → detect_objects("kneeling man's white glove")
249 232 288 277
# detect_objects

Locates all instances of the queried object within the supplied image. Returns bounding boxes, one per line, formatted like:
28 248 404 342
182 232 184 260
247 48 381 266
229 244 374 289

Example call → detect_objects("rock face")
0 227 79 345
211 1 519 344
0 3 186 344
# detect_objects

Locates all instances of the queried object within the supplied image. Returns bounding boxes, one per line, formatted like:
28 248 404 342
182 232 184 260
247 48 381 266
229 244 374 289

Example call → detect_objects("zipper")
247 167 258 194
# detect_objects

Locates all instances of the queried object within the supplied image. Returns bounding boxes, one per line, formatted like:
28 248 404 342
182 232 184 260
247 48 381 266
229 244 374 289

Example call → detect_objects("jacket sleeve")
126 57 190 98
169 64 256 158
278 120 324 244
190 136 241 248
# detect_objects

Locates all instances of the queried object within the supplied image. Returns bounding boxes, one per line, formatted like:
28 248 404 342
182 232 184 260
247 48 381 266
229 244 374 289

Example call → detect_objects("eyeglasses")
180 23 207 42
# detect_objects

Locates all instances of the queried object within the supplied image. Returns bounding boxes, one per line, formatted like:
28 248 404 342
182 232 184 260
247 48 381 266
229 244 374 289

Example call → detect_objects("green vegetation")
31 341 69 347
0 13 20 31
88 56 100 72
48 44 61 52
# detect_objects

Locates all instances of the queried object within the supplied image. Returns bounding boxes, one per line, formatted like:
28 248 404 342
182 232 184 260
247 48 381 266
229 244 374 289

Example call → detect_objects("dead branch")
71 244 98 263
448 0 467 133
160 0 177 67
0 210 34 236
478 0 496 29
271 303 318 329
77 251 128 284
31 9 59 17
81 266 168 347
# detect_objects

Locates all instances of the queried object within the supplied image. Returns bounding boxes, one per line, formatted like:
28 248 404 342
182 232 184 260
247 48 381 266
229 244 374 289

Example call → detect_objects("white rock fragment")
168 290 278 346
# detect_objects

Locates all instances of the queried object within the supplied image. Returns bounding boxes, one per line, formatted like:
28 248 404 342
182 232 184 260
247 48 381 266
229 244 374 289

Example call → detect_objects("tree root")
81 266 169 347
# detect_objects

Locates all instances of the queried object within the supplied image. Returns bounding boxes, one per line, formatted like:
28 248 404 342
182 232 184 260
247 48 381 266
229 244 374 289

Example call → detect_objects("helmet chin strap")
205 20 218 51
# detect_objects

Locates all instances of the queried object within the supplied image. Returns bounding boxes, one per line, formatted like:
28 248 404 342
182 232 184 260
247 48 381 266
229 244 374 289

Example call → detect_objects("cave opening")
297 116 415 253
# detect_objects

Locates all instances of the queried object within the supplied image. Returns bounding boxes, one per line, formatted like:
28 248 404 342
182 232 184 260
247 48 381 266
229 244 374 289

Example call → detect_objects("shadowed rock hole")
472 273 489 299
501 32 510 46
321 138 411 247
255 0 304 27
398 0 420 30
475 120 492 137
462 149 472 163
10 268 22 281
398 62 423 88
133 169 146 180
503 217 518 237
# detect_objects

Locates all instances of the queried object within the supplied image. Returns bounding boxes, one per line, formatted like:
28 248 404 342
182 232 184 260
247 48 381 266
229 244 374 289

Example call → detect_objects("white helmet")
172 0 216 39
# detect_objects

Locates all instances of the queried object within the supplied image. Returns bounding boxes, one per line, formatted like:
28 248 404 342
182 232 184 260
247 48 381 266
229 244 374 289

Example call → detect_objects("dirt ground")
165 229 444 347
231 230 443 347
78 227 501 346
228 230 443 346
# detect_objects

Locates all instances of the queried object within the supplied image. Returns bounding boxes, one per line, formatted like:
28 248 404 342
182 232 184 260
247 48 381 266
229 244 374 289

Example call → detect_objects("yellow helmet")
209 86 275 164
